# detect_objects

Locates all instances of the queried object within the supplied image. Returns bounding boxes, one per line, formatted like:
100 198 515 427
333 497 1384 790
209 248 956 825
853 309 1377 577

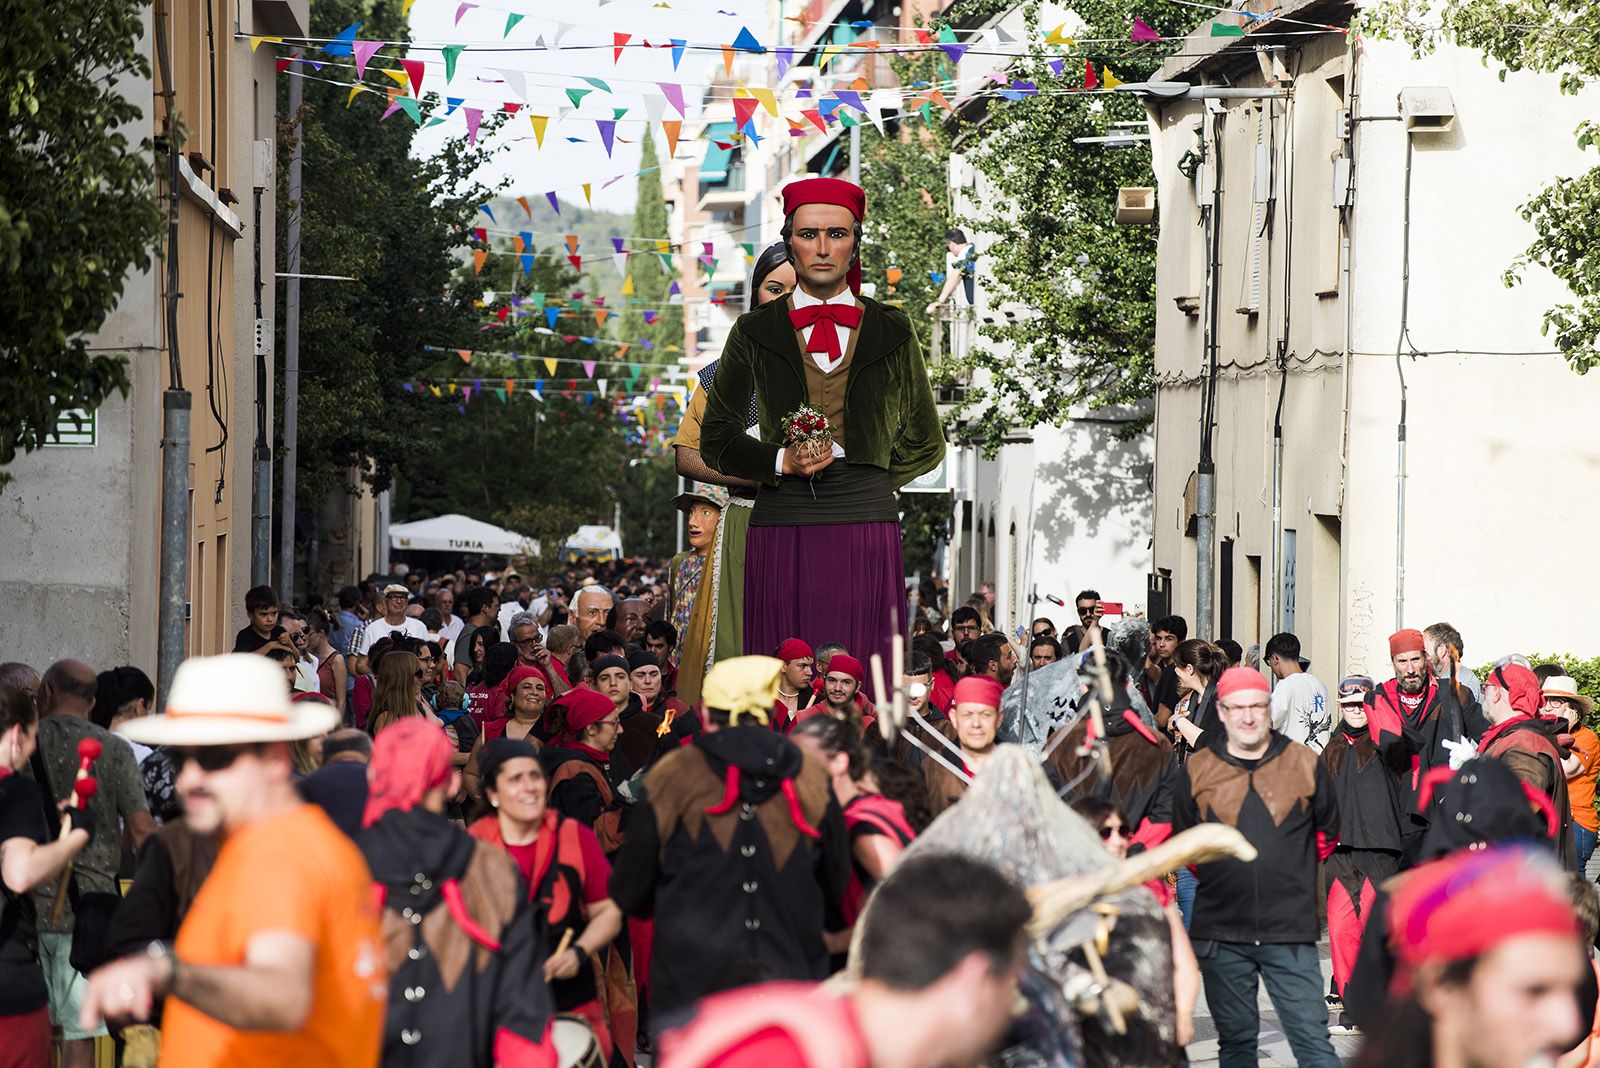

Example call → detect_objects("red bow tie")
789 301 862 362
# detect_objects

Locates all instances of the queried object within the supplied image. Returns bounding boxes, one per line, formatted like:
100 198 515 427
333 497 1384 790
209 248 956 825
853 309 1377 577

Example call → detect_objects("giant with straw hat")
122 653 338 746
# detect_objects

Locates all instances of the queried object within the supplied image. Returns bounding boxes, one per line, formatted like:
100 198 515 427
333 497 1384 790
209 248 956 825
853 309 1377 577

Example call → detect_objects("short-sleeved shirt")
354 615 429 655
0 774 51 1014
1271 672 1332 752
232 626 273 653
27 716 147 928
163 803 385 1068
1570 726 1600 832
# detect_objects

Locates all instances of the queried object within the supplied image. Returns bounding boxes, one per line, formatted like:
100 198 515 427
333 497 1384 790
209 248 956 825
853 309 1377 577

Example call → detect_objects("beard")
1398 674 1426 695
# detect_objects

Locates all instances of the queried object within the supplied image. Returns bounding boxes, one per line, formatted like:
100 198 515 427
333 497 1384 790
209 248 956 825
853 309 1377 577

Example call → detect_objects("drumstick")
553 928 576 959
50 739 102 924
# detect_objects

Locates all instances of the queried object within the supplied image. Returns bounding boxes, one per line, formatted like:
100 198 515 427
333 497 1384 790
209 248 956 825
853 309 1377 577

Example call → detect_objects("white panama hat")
122 654 339 746
1541 675 1596 717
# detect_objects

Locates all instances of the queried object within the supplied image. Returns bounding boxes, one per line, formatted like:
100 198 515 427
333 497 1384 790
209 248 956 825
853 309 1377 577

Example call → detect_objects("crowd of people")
4 562 1598 1068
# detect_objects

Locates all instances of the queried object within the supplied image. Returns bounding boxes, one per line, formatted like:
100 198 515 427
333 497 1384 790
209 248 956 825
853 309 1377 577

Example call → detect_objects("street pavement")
1185 941 1364 1066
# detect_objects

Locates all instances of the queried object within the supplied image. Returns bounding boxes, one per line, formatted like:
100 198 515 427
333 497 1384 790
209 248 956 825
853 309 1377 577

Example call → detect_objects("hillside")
482 194 633 308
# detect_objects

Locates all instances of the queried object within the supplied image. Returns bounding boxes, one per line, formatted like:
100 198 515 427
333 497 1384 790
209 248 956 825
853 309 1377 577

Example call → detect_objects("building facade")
0 0 303 673
1147 0 1600 675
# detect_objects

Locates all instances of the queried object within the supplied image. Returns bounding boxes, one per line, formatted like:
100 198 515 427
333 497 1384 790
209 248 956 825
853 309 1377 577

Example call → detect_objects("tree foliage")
284 0 504 515
941 0 1188 455
1 0 161 483
1360 0 1600 371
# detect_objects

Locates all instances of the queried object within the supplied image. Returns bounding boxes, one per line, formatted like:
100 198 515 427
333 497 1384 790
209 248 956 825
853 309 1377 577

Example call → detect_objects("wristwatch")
145 940 178 993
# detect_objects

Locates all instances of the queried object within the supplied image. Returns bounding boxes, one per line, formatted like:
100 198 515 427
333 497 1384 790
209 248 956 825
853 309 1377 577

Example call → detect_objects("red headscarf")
1216 666 1270 700
826 653 865 683
782 177 867 294
952 674 1003 709
552 687 616 743
775 638 814 663
1486 662 1544 717
1388 844 1577 995
363 718 454 828
500 664 551 706
1389 629 1426 657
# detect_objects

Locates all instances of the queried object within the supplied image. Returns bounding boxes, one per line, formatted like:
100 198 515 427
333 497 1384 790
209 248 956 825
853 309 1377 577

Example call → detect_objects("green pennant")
938 25 958 43
423 117 445 127
919 103 932 126
398 97 423 124
658 253 673 270
1210 23 1246 35
530 292 546 312
442 44 466 83
504 12 524 37
612 106 629 120
740 242 754 257
581 77 613 93
566 88 593 108
628 363 641 378
494 387 508 403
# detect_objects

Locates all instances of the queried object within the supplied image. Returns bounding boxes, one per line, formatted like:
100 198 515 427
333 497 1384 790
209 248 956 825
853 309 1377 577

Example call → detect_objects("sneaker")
1329 1011 1361 1035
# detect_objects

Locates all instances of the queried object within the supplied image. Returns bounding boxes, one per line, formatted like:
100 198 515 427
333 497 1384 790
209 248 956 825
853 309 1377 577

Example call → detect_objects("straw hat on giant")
122 654 338 746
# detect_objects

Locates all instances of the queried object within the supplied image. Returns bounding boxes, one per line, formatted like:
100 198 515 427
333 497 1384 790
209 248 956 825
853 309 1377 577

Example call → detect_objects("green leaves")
0 0 160 485
1363 0 1600 374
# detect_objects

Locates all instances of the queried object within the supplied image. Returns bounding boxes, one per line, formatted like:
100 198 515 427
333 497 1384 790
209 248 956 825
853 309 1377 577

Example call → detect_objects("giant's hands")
781 448 834 478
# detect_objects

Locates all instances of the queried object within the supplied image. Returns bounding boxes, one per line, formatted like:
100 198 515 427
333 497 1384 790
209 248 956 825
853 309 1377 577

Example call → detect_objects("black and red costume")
608 725 848 1020
1318 720 1410 997
1046 699 1176 853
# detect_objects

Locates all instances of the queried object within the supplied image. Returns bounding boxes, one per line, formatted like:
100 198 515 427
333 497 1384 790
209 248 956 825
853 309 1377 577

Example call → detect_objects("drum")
552 1014 603 1068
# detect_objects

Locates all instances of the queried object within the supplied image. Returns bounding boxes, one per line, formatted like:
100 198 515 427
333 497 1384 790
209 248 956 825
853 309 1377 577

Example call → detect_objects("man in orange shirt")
79 654 385 1067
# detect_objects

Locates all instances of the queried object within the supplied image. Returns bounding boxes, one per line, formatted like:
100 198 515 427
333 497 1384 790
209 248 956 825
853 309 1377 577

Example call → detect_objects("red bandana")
789 302 862 362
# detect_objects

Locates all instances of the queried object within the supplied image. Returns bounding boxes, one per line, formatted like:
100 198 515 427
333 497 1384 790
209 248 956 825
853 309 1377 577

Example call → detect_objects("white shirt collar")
791 287 857 310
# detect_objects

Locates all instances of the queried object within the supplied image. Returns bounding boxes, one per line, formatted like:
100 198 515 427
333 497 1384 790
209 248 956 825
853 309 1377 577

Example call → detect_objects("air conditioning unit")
1399 87 1456 135
1115 187 1156 225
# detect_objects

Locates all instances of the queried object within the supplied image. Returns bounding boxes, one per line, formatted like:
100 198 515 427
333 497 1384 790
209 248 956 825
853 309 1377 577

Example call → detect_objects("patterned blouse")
668 551 706 670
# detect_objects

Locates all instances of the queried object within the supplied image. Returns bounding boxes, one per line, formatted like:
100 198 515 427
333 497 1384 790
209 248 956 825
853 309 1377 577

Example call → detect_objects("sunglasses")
1099 823 1127 840
171 744 257 772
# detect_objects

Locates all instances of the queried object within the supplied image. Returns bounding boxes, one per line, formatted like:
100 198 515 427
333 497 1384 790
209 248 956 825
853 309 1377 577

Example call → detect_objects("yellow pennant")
249 35 283 52
750 87 778 116
346 85 364 108
429 385 442 396
1045 23 1077 46
402 0 419 13
543 358 559 376
448 383 458 394
621 275 635 296
530 114 549 148
582 183 592 205
1102 67 1123 89
380 68 410 88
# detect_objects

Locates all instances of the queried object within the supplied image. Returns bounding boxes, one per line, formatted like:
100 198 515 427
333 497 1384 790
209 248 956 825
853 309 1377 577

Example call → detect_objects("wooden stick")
869 653 889 717
553 928 576 959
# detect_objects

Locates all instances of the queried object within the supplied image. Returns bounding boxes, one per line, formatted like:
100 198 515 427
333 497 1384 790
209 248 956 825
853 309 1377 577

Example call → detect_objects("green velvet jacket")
699 294 946 489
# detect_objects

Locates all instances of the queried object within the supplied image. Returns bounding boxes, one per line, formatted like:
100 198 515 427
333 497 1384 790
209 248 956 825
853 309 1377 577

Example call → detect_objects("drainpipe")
1195 104 1225 641
278 69 302 602
154 0 189 708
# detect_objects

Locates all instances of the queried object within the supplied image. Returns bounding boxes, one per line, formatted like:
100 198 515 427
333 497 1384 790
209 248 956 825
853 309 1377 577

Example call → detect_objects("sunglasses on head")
170 744 258 772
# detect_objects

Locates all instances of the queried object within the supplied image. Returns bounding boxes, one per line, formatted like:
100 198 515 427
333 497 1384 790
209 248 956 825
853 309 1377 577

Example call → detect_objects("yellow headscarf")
701 655 782 726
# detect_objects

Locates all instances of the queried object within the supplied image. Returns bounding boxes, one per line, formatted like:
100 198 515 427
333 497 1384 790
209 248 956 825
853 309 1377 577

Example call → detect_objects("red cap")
1389 845 1577 995
553 687 616 740
1487 662 1544 717
1216 666 1270 701
782 177 867 295
364 718 454 828
1389 628 1426 657
952 675 1004 709
775 638 814 663
826 654 865 683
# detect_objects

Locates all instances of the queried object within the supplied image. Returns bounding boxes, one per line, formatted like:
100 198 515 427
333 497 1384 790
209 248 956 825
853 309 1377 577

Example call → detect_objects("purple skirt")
743 521 905 677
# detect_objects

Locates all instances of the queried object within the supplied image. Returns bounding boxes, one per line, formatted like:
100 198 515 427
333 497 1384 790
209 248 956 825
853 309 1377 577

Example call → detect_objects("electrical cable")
202 0 230 494
154 0 183 391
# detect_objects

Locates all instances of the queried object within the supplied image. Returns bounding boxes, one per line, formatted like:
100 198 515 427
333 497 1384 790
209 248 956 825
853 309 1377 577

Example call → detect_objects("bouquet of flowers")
782 403 834 465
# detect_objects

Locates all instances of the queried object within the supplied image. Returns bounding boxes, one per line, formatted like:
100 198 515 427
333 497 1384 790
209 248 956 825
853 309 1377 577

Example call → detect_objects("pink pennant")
353 40 385 79
455 3 479 25
1130 17 1162 41
658 82 686 116
464 107 483 144
583 360 598 378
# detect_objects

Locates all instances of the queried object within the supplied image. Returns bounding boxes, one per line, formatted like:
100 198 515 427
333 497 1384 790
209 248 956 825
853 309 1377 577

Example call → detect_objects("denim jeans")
1176 867 1197 929
1577 823 1598 877
1196 941 1340 1068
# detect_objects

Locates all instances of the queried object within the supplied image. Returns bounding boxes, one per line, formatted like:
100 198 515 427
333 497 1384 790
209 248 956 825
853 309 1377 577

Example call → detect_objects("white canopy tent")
561 525 624 562
389 514 536 557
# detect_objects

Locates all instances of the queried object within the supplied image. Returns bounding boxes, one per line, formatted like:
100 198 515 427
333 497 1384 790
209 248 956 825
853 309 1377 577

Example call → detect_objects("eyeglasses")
512 638 540 648
171 745 256 772
1099 823 1127 840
